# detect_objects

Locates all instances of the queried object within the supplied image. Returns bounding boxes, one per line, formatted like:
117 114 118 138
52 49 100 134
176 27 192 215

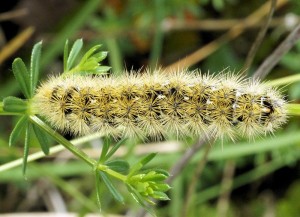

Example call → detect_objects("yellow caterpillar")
31 70 287 141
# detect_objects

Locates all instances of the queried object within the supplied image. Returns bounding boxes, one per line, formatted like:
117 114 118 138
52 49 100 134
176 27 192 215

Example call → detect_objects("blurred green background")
1 0 300 216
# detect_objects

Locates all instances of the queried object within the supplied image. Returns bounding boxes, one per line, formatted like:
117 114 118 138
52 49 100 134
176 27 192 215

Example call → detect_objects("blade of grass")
105 38 122 75
265 74 300 87
149 0 165 69
40 0 103 70
195 150 300 204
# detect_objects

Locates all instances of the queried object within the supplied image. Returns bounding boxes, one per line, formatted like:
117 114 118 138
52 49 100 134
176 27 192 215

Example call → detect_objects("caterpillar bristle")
32 69 287 141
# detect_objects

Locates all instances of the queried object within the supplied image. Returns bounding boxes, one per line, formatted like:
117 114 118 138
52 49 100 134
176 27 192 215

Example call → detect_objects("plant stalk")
286 103 300 116
29 115 128 182
29 115 96 167
98 164 127 181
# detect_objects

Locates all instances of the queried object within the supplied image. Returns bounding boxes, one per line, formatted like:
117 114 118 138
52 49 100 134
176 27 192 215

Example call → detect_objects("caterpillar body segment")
32 70 287 140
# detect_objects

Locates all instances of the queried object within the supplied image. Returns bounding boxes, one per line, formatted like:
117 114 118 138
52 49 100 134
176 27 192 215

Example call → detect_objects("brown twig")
166 137 208 184
0 8 28 21
164 0 288 72
0 27 35 65
253 22 300 80
162 17 284 32
243 0 277 72
136 137 209 217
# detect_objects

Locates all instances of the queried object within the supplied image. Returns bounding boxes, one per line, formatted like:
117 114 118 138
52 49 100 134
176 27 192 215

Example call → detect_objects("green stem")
286 103 300 116
98 164 127 181
29 115 96 167
0 132 104 173
29 115 128 182
265 74 300 87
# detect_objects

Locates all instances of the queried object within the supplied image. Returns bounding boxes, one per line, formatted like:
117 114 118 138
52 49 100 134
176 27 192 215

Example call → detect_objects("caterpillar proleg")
32 70 287 141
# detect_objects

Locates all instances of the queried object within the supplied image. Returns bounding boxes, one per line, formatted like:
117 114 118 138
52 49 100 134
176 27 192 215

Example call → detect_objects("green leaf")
105 138 127 160
126 184 156 216
76 68 111 76
79 45 102 63
128 153 157 177
9 115 28 147
3 96 28 113
153 168 170 177
23 122 31 176
12 58 31 98
94 66 111 73
105 159 129 174
93 51 108 62
66 39 83 71
151 191 170 201
94 170 102 211
99 171 124 203
30 41 42 95
63 40 69 72
140 153 157 167
99 137 110 162
152 183 171 192
32 123 50 155
143 173 167 182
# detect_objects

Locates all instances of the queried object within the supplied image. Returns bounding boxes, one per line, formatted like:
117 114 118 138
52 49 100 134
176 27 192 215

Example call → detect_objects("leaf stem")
98 164 127 181
29 115 128 182
0 132 104 173
29 115 96 167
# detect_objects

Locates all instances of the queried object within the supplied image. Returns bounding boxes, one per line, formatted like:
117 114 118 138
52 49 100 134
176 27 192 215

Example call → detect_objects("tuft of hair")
32 69 287 141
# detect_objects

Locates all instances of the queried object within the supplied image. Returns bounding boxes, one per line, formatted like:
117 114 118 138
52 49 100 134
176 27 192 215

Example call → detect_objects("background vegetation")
1 0 300 216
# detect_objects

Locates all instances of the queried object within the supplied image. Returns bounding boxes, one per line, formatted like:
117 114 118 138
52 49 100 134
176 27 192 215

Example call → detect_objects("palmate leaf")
105 138 127 161
66 39 83 71
99 171 124 203
95 170 102 211
30 41 42 95
63 40 69 72
12 58 31 98
105 159 129 174
126 184 156 216
9 115 28 147
99 137 110 163
129 153 157 177
63 41 110 76
32 123 50 155
23 121 32 176
3 96 28 113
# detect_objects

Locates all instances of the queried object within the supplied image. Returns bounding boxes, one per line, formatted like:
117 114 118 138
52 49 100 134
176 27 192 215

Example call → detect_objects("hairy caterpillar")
31 70 287 141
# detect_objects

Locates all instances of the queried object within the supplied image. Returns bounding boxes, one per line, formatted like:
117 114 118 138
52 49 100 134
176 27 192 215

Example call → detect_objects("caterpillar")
31 70 287 141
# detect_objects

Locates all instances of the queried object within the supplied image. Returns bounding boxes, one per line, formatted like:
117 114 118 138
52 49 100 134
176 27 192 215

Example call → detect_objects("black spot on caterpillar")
32 70 287 141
